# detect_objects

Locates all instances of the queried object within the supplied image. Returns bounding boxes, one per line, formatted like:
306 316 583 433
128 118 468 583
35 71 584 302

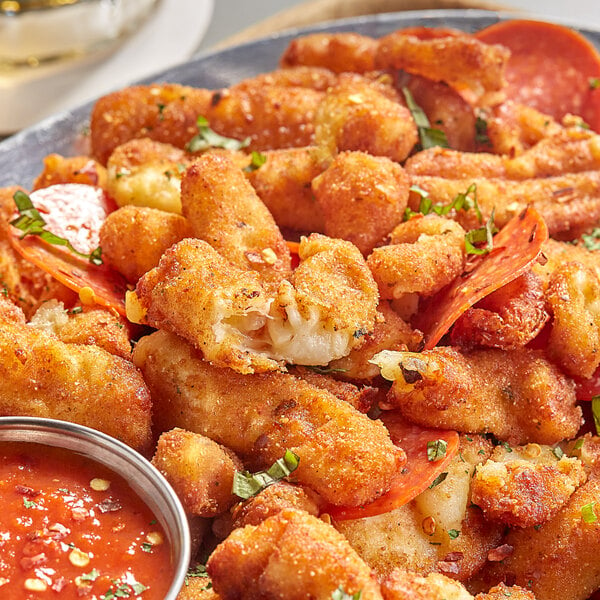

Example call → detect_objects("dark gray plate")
1 9 599 189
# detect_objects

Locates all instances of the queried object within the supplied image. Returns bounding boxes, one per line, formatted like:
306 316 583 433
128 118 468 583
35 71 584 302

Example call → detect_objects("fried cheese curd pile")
5 18 600 600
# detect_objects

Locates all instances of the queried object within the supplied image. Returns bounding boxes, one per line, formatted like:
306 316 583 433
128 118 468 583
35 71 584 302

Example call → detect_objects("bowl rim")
0 415 191 599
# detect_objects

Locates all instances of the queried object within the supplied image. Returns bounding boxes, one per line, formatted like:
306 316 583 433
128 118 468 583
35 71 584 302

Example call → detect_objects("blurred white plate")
0 0 214 134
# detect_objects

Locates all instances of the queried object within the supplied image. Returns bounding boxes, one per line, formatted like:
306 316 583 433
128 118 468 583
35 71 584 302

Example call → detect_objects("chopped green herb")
81 568 100 582
447 529 460 540
552 446 564 460
573 439 585 451
331 586 362 600
401 87 449 150
11 191 103 265
593 397 600 436
580 228 600 251
465 210 498 255
141 542 153 553
405 183 481 222
243 151 267 173
590 77 600 90
582 501 598 523
186 115 250 153
475 114 491 146
427 439 448 462
304 365 349 375
68 306 83 314
232 450 300 499
428 471 448 489
23 498 38 509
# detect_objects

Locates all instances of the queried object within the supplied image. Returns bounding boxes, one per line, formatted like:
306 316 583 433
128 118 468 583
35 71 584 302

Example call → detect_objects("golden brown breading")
248 65 339 91
314 75 418 163
545 261 600 379
133 329 404 507
129 238 278 374
337 435 500 581
245 146 327 233
375 30 509 104
405 126 600 180
450 271 549 350
151 428 242 518
380 570 473 600
289 366 377 413
99 204 193 283
29 300 132 359
207 509 383 600
0 296 151 452
229 481 322 530
311 151 410 255
280 32 378 73
408 170 600 237
176 576 217 600
471 443 587 528
383 346 581 445
474 476 600 600
329 301 423 381
367 214 466 300
105 138 192 214
181 153 292 288
398 73 477 152
474 583 536 600
32 154 107 190
90 84 214 165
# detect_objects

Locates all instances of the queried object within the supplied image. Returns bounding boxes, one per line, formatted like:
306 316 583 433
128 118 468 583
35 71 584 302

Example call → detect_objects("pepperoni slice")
476 19 600 131
326 413 459 521
9 184 127 315
415 207 548 350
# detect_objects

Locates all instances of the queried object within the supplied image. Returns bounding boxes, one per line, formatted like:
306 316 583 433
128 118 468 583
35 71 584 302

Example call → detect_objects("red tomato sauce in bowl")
0 441 173 599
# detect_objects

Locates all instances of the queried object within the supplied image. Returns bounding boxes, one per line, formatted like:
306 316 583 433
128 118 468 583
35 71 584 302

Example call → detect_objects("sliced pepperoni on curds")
475 19 600 131
326 412 459 521
415 206 548 350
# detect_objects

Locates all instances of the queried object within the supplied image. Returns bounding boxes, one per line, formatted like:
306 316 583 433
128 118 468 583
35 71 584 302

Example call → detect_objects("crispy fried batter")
133 329 404 507
311 151 410 255
0 296 151 452
90 84 213 165
450 271 549 350
245 146 327 233
99 204 192 283
384 347 581 445
474 476 600 600
32 154 107 190
207 509 383 600
181 153 292 288
29 300 132 359
151 428 242 518
367 214 466 300
375 30 509 104
249 65 339 90
545 261 600 379
280 33 378 73
475 583 535 600
381 570 473 600
471 444 587 528
314 75 418 163
105 138 191 213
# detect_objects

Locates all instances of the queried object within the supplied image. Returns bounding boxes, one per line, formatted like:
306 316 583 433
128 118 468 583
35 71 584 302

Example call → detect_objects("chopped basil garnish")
405 183 482 222
401 87 449 151
475 115 491 146
185 563 212 589
573 438 585 451
427 439 448 462
331 586 362 600
428 472 448 489
23 498 38 509
186 115 250 153
582 501 598 523
465 210 498 255
81 569 100 582
447 529 460 540
243 151 267 173
552 446 564 460
141 542 153 553
590 77 600 90
232 450 300 499
11 190 103 265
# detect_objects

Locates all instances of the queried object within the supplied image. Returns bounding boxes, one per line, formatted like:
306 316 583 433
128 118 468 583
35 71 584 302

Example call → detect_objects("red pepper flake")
488 543 515 562
20 552 47 570
437 551 464 574
15 485 38 497
51 577 67 592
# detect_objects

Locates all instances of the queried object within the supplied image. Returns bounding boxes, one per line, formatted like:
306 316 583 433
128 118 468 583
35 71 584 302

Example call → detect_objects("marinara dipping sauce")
0 441 174 599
